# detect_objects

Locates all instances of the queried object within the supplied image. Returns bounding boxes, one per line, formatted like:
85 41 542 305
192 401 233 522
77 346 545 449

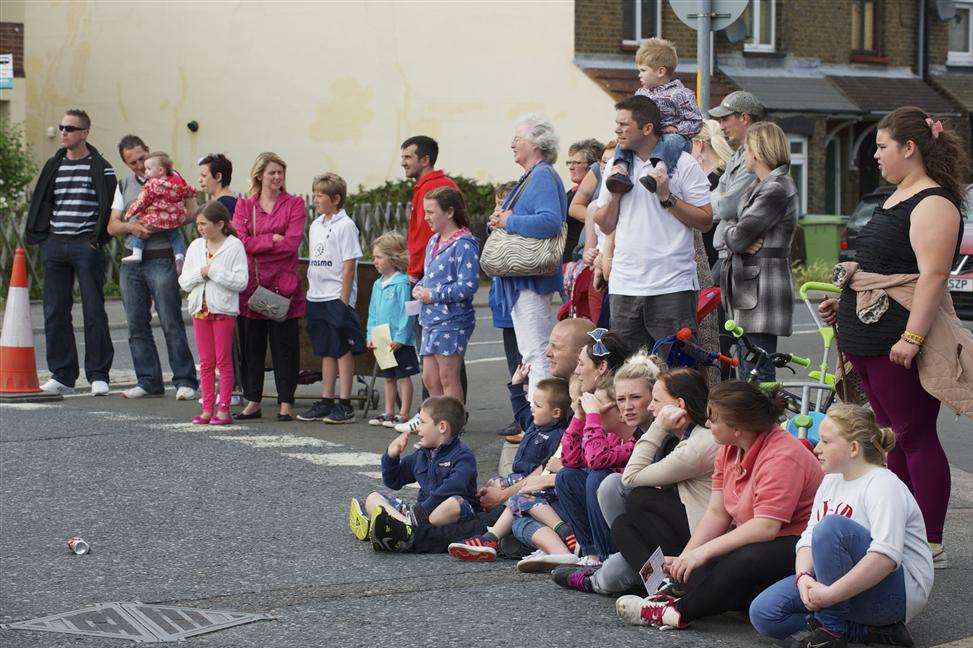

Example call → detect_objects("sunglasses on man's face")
58 124 87 133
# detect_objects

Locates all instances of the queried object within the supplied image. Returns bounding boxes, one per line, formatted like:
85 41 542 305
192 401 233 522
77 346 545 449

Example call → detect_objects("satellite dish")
670 0 749 32
936 0 956 21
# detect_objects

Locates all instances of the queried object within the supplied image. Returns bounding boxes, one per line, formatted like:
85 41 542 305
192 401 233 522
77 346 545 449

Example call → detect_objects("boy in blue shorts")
297 172 365 424
349 396 479 548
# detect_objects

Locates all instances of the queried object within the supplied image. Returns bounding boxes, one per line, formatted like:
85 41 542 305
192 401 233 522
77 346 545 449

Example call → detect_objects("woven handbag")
479 164 567 278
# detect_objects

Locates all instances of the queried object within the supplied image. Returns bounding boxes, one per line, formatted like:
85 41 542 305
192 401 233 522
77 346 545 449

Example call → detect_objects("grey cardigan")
719 165 798 337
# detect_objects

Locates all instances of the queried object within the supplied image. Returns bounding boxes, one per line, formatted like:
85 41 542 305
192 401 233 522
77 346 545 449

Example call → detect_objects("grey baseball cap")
709 91 766 118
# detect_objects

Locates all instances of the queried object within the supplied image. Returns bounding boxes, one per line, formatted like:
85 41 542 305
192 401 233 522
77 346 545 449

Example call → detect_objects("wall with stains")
22 1 616 193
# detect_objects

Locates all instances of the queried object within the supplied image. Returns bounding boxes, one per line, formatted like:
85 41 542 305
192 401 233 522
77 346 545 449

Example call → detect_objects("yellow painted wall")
22 1 617 194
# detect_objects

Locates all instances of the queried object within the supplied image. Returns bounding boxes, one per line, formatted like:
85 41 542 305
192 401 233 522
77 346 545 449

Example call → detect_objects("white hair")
515 113 559 165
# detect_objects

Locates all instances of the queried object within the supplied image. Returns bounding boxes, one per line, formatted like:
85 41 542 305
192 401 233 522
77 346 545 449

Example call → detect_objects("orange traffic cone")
0 248 61 402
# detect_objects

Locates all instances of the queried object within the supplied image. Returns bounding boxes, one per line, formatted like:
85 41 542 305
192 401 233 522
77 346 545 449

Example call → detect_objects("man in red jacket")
401 136 459 283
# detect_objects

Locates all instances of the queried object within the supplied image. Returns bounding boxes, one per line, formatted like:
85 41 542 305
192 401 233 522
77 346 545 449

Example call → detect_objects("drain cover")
0 602 274 642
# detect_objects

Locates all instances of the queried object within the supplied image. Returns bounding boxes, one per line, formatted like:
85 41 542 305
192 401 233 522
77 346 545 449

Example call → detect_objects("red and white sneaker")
447 535 498 561
615 596 687 629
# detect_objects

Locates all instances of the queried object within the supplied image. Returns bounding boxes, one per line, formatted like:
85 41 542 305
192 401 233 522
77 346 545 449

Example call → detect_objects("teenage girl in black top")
819 106 967 568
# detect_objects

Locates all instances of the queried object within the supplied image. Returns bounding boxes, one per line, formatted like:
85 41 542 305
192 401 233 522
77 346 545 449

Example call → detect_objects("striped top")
50 156 109 236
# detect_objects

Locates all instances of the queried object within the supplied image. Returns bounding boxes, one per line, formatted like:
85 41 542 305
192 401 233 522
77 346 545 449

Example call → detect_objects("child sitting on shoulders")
348 396 478 548
447 367 572 564
366 232 418 428
750 405 932 648
121 151 195 267
605 37 703 195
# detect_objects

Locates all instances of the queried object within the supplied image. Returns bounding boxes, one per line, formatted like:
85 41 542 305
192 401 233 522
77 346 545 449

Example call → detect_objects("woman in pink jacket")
556 376 637 564
232 152 307 421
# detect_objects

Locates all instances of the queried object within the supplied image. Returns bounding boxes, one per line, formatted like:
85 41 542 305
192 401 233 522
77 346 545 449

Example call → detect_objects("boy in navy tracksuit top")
349 396 478 547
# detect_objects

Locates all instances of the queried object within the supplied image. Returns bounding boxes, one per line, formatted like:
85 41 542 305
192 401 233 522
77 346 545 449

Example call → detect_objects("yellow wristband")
902 330 925 345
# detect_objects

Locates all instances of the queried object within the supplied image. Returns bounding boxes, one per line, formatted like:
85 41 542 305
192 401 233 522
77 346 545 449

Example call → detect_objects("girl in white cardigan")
179 201 249 425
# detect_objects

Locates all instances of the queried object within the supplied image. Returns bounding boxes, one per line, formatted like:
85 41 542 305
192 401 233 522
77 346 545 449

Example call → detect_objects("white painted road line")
216 435 342 449
465 356 506 365
358 471 419 488
282 452 384 466
467 340 502 347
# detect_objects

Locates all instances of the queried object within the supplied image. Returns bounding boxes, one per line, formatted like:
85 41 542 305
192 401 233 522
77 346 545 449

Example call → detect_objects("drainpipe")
917 0 926 79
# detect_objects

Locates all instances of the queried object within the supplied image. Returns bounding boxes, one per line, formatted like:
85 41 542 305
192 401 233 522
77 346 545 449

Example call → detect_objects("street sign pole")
696 0 713 115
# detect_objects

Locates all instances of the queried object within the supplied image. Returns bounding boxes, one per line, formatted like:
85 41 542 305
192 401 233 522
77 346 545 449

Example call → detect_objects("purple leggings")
847 352 948 542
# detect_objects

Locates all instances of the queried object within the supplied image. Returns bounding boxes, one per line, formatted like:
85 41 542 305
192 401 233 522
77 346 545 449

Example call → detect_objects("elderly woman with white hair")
489 114 568 399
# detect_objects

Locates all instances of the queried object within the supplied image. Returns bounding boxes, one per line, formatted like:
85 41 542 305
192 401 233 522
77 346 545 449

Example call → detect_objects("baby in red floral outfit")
122 151 196 267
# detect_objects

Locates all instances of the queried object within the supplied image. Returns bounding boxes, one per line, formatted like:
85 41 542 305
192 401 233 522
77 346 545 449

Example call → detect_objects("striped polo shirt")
50 156 102 236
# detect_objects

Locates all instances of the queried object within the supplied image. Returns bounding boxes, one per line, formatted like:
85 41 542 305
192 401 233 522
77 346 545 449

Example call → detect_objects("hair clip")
924 117 943 139
587 327 610 357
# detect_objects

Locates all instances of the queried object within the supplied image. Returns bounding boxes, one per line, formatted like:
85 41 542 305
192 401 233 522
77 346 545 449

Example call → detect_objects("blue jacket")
508 383 567 475
366 271 416 346
381 435 479 514
418 230 479 332
492 161 567 318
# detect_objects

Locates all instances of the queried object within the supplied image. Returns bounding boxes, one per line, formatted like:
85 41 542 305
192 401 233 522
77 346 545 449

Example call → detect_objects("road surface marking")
282 451 383 466
465 356 506 365
0 403 54 410
216 435 342 449
358 471 419 488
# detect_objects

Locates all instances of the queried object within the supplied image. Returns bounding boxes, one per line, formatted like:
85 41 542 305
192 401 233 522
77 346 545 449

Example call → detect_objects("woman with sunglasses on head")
616 380 822 632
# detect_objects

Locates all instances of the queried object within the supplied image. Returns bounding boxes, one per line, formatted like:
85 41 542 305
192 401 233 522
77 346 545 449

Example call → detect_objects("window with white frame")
744 0 776 52
622 0 662 44
948 2 973 66
788 135 808 214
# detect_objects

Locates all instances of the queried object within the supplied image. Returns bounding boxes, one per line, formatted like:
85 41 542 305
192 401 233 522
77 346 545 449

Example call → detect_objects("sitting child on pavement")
348 396 478 550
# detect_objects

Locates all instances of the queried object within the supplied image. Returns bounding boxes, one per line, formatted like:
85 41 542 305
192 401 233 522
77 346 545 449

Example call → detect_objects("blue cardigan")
491 161 567 318
381 435 479 514
366 271 416 346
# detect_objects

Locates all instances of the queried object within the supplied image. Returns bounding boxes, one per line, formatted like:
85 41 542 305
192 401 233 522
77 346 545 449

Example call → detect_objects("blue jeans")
126 229 186 256
737 332 778 384
614 133 691 179
749 516 907 642
554 467 614 559
119 256 198 393
40 236 114 386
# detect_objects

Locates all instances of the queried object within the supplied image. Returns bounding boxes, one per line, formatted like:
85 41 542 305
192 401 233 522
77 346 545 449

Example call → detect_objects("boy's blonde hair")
146 151 174 175
421 396 466 437
535 377 572 422
312 172 347 209
636 37 678 75
826 404 896 466
745 122 790 169
372 231 408 273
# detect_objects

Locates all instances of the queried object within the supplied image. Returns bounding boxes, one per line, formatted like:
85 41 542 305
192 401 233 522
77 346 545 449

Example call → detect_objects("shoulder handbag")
479 166 567 278
246 204 292 322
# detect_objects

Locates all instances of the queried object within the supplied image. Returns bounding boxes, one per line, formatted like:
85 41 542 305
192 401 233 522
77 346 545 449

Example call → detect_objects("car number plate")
948 278 973 292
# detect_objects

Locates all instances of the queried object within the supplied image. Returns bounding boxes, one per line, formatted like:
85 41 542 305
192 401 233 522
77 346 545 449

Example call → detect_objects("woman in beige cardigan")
552 367 717 594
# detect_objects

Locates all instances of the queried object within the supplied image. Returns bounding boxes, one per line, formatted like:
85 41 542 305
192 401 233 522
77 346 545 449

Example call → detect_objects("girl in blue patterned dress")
413 187 479 403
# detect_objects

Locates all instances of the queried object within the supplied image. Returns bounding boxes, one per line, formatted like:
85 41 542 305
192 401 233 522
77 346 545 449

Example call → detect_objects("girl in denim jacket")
413 187 479 403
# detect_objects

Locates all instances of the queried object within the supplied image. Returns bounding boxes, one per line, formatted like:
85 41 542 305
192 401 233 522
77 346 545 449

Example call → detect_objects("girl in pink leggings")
179 201 249 425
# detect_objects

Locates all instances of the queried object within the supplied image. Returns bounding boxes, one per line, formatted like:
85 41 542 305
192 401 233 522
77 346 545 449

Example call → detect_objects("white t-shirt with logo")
306 209 363 304
596 151 711 297
797 467 933 622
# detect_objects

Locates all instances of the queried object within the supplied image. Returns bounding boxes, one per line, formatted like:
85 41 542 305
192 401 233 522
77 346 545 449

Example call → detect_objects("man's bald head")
545 317 595 379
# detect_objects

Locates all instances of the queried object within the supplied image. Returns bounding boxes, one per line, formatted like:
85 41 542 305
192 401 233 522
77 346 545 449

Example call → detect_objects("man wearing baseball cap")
708 90 766 257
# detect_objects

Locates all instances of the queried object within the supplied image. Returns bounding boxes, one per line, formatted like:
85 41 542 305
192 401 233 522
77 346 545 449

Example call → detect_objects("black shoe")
790 628 847 648
276 413 293 422
864 622 914 647
297 399 333 421
639 174 657 193
368 507 413 553
606 172 634 194
324 402 355 424
551 564 597 593
235 409 262 420
496 420 521 437
498 534 533 560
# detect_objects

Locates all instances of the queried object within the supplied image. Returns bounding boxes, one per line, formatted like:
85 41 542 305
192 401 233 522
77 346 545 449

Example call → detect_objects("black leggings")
612 486 692 573
676 534 799 622
237 316 300 405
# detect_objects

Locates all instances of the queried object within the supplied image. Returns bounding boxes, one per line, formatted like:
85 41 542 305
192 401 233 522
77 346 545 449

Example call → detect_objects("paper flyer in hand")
370 324 398 369
639 547 666 596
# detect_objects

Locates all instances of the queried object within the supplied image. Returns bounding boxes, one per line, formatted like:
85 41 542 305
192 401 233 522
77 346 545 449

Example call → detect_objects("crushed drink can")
67 536 90 555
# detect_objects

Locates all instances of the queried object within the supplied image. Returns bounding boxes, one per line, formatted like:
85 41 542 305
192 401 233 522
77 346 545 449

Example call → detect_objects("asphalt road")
2 302 971 647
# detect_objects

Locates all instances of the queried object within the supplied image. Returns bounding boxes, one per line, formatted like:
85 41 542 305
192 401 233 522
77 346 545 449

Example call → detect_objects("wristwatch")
659 195 675 209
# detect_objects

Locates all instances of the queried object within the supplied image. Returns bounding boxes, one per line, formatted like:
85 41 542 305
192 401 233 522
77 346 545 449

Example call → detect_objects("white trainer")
123 386 162 399
90 380 109 396
393 412 421 434
515 549 578 574
175 386 197 401
40 378 75 395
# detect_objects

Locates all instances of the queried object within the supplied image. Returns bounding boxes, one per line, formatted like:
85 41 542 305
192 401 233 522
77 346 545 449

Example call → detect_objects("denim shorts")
512 516 544 548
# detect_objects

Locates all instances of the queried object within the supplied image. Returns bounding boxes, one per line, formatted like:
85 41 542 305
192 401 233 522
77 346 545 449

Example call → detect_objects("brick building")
575 0 973 215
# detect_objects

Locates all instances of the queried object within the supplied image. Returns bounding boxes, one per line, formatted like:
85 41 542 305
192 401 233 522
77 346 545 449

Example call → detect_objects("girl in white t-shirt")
749 404 933 648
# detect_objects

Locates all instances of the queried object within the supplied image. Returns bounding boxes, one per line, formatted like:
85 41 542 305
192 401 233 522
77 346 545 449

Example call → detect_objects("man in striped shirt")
25 109 117 396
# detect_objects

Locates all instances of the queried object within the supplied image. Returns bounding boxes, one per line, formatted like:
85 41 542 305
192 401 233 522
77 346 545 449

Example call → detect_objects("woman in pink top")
616 380 823 631
231 152 307 421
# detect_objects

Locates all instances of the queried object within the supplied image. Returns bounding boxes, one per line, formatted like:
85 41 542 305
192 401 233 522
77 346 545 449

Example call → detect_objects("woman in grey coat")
719 122 798 382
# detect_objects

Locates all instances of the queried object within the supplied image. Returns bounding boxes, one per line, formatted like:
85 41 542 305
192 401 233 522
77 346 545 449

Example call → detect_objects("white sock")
122 248 143 262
